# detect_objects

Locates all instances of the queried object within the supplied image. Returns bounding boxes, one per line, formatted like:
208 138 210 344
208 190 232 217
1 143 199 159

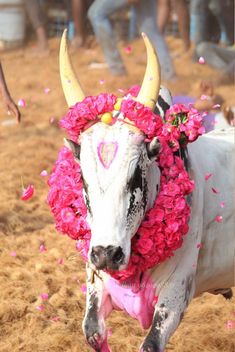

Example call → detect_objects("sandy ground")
0 36 234 352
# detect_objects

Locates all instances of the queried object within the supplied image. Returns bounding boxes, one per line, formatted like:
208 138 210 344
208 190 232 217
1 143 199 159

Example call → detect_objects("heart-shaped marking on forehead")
97 141 118 169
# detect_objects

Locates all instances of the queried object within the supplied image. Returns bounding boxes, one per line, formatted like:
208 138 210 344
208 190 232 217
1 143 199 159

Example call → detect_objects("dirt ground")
0 36 234 352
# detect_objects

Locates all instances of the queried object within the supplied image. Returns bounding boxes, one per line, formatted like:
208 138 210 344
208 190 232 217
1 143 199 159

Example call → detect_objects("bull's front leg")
83 265 113 352
140 270 195 352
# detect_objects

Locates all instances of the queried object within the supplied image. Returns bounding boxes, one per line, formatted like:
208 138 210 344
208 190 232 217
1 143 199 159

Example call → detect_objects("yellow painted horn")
136 33 161 110
59 29 85 107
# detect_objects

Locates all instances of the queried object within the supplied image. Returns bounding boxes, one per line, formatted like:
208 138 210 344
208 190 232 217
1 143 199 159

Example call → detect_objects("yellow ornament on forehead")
101 112 113 125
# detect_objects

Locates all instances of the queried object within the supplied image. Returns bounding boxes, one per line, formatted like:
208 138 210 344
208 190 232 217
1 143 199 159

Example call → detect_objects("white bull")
59 31 235 352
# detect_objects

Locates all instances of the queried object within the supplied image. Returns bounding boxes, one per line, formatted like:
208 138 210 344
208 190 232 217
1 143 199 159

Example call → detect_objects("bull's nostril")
112 247 124 264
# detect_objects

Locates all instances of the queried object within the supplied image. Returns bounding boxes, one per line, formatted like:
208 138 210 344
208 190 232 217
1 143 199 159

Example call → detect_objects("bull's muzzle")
90 245 124 271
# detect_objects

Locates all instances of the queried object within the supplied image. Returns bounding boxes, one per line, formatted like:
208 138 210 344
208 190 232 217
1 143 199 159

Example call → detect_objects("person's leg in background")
136 0 176 81
175 0 190 51
24 0 48 54
88 0 128 75
157 0 170 34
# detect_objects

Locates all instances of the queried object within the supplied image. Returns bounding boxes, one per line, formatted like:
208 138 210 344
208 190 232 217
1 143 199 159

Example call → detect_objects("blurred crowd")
0 0 234 123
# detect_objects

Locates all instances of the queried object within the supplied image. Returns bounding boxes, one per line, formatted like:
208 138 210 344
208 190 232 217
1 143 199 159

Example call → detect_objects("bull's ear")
146 137 161 160
64 138 80 160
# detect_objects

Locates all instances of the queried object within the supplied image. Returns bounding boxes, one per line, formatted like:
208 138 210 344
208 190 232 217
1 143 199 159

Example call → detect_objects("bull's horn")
59 29 85 107
136 33 161 110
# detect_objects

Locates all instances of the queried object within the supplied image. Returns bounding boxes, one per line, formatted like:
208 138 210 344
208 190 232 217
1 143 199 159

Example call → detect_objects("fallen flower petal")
226 320 235 330
198 56 205 64
215 215 223 223
51 316 60 322
99 79 105 85
200 95 209 101
21 184 34 200
212 187 220 194
18 98 26 107
107 328 113 337
81 284 87 294
40 293 49 300
44 88 50 94
40 170 48 177
124 45 132 54
39 244 47 252
10 251 17 257
212 104 220 109
57 258 64 265
205 173 213 181
220 201 225 208
36 305 45 311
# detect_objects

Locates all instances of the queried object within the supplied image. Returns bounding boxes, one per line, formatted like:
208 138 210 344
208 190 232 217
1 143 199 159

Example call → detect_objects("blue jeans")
88 0 175 80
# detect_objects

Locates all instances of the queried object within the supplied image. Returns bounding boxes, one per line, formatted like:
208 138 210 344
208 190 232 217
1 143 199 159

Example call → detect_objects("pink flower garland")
48 91 204 282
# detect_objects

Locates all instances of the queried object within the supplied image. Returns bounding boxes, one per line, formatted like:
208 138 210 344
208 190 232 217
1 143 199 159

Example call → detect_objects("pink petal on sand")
200 95 209 101
212 104 221 109
107 328 113 337
226 320 235 330
220 201 225 208
57 258 64 265
124 45 132 54
36 305 45 311
215 215 223 223
21 184 34 200
192 263 196 268
44 88 50 94
205 173 212 181
49 116 55 124
81 284 87 294
40 293 49 300
39 244 47 252
99 79 105 85
40 170 48 177
18 98 26 107
51 316 60 322
198 56 205 64
10 251 17 257
117 88 125 94
212 187 220 194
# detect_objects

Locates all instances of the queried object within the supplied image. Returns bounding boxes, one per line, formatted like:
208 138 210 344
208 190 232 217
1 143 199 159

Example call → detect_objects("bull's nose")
90 245 124 270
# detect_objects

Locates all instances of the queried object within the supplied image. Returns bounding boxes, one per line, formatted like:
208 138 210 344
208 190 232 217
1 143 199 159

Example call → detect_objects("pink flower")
40 293 49 300
39 244 47 252
21 184 34 200
215 215 223 223
124 45 132 54
198 56 205 64
205 173 213 181
226 320 235 330
18 98 26 107
40 170 48 177
81 284 87 294
51 316 60 322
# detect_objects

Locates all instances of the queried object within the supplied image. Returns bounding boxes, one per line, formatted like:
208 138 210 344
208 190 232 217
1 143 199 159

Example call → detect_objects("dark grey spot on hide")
154 95 170 121
127 161 148 221
84 293 99 337
81 173 92 216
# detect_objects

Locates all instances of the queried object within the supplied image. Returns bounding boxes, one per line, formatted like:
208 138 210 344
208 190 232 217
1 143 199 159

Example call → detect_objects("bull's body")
82 127 234 352
57 30 235 352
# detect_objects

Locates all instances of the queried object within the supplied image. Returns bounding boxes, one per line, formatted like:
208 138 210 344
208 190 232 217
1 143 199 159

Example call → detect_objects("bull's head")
60 31 167 271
